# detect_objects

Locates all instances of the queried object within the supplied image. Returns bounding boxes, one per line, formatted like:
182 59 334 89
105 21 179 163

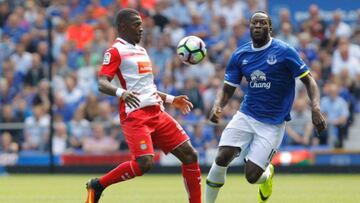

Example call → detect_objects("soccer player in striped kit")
85 8 201 203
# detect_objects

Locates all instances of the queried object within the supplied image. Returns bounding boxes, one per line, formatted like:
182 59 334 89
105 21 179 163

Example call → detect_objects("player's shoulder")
271 38 291 51
110 39 127 50
271 38 300 57
237 41 253 53
232 41 252 56
103 43 121 64
104 46 120 58
104 38 130 56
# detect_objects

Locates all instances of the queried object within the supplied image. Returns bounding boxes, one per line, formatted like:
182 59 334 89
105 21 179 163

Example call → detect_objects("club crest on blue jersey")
266 54 277 65
224 38 310 124
250 70 271 89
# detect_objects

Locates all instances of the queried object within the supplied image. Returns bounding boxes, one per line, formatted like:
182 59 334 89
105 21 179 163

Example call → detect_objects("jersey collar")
116 37 138 47
251 37 273 51
116 37 128 45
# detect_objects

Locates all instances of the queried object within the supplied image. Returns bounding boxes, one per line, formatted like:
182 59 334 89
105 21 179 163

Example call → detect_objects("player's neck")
253 36 271 48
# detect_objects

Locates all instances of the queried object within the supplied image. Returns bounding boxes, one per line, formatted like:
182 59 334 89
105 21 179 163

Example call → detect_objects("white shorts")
219 111 285 170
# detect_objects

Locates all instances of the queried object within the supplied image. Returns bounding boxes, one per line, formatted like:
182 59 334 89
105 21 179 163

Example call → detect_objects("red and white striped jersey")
98 37 163 120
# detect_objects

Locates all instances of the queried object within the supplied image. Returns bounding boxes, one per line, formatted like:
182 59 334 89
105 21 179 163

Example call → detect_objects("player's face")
123 14 143 44
250 13 271 44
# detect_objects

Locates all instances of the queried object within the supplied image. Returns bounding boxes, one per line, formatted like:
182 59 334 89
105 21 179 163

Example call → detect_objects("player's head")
115 8 143 44
249 11 272 45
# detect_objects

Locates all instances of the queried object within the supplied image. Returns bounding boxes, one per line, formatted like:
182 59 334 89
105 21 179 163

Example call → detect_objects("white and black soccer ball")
176 36 207 65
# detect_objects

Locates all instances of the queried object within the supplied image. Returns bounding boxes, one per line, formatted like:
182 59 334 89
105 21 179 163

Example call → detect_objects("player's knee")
215 155 229 167
173 142 199 164
187 149 198 163
245 160 264 184
215 152 235 167
136 156 154 174
182 148 198 164
215 147 240 167
245 171 260 184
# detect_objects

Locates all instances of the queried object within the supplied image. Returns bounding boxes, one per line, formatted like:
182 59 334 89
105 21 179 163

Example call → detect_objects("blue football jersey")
224 38 310 125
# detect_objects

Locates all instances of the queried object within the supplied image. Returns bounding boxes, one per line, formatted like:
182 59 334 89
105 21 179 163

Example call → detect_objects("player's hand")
311 108 327 135
209 105 222 124
172 95 193 114
121 91 140 108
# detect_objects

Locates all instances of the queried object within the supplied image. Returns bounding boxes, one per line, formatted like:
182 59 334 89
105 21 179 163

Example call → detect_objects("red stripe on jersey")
117 71 127 121
117 62 127 90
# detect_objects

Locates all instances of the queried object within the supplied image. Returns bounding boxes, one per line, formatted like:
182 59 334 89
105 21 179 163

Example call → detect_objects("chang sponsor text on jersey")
224 38 310 124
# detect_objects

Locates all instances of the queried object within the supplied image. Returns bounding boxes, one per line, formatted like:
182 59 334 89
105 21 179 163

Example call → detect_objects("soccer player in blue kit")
204 11 327 203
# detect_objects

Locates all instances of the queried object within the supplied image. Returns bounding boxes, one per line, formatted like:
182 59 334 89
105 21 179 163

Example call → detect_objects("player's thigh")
121 120 155 160
246 122 285 170
152 111 189 154
219 128 253 150
219 111 254 150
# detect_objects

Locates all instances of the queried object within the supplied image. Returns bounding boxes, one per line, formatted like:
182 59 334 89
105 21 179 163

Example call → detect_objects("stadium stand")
0 0 359 168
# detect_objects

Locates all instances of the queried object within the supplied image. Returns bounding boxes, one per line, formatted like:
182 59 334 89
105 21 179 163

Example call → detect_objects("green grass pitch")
0 174 359 203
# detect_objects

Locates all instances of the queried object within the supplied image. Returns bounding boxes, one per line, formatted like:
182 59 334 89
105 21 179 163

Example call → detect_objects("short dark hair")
115 8 139 31
251 11 272 27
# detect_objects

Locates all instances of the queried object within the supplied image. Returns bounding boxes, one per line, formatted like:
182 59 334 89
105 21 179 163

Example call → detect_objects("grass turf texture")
0 174 359 203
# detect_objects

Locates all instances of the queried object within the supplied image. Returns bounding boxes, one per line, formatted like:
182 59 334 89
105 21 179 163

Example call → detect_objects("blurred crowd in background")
0 0 360 164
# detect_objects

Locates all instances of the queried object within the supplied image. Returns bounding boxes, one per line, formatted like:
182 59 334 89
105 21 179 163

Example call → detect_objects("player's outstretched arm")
209 83 237 124
98 75 140 108
300 73 327 133
157 91 193 114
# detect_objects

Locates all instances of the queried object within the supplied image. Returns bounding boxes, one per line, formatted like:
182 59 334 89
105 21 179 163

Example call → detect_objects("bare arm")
157 91 168 102
209 83 237 123
98 75 140 108
98 75 117 96
300 73 327 133
300 73 321 110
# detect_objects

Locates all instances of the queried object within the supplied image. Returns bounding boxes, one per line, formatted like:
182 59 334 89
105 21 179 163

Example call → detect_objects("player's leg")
245 160 269 184
205 146 241 203
171 141 202 203
99 155 153 187
153 111 201 203
244 158 274 203
85 110 155 203
205 111 254 203
85 159 144 203
86 155 148 202
244 119 285 203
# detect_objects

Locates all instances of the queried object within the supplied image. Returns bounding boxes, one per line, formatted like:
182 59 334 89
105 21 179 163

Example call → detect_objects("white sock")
205 162 228 203
255 165 271 184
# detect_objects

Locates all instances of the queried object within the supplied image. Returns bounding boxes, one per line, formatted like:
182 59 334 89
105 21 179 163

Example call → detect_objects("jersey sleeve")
284 46 309 79
224 52 242 87
98 47 121 79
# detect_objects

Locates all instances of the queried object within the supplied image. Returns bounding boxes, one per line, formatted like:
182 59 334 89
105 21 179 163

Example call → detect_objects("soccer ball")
177 36 207 65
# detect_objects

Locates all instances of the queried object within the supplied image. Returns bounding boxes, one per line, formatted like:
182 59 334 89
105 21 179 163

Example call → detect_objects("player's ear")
268 16 273 35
